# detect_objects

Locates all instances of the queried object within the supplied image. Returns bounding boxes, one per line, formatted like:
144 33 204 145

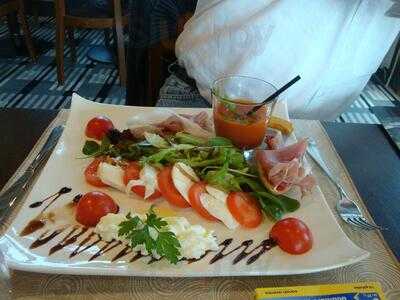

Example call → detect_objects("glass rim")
211 75 277 106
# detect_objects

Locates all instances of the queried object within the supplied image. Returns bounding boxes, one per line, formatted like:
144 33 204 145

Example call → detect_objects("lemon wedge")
268 116 294 135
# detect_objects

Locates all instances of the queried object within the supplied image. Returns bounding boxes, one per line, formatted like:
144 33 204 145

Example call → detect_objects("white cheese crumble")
94 213 219 260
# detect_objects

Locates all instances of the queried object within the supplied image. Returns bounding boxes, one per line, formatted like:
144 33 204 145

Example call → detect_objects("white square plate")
0 95 368 277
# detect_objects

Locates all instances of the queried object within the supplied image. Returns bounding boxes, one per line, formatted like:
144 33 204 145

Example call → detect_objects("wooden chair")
54 0 128 86
0 0 37 61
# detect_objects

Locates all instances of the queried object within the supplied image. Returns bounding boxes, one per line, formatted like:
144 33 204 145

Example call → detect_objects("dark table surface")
0 108 399 261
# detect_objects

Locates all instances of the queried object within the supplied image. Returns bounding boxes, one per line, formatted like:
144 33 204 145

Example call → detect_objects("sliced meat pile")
255 139 316 195
127 109 213 139
264 128 283 150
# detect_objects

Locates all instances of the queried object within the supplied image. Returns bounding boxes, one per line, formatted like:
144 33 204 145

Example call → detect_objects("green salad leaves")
82 131 300 221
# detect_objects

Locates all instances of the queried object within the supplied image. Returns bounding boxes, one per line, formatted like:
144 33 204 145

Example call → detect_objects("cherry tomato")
226 192 263 228
84 158 108 187
123 162 162 200
269 217 313 255
76 191 118 227
188 182 218 221
157 166 190 208
85 116 114 140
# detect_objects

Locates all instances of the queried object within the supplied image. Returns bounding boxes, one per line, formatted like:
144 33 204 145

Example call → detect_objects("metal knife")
0 125 64 223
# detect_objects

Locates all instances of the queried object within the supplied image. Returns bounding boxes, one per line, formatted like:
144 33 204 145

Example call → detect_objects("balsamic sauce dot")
59 187 72 194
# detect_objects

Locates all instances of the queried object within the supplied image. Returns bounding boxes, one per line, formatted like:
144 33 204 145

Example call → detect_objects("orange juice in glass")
212 76 276 149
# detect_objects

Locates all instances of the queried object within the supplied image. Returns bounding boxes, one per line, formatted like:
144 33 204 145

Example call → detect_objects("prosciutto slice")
255 139 316 195
264 128 283 150
127 109 213 139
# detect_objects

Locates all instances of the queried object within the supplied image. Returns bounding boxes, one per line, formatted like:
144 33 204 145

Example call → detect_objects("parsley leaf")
118 207 181 264
156 231 181 264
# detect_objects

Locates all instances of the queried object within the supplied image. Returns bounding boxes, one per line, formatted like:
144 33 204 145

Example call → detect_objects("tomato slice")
76 191 118 227
226 192 263 228
85 116 114 140
269 217 313 255
123 162 141 184
123 162 161 200
188 182 218 221
157 166 190 208
84 158 108 187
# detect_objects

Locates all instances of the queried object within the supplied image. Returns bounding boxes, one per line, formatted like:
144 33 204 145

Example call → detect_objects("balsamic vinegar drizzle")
89 240 122 261
21 191 79 237
29 187 72 212
208 239 276 265
148 257 161 265
70 232 101 258
130 252 144 262
20 219 45 236
49 227 88 255
72 194 82 203
186 250 212 264
25 223 276 265
29 228 65 249
209 238 240 264
112 245 133 262
22 190 276 266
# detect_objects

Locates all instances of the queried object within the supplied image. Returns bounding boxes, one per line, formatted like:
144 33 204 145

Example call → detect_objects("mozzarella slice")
97 162 125 192
126 164 159 199
199 187 239 230
126 179 141 196
205 185 228 201
140 164 159 198
171 162 199 203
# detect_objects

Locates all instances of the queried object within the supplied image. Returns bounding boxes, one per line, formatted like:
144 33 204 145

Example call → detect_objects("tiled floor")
336 79 399 124
0 17 125 109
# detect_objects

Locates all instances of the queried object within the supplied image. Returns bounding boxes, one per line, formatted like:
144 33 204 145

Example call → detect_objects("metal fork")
307 139 385 231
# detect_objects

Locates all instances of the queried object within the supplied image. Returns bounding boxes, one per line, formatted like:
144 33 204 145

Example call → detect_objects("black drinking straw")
247 75 301 115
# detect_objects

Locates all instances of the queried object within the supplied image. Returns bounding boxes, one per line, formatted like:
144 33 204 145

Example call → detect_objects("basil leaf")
256 197 284 220
236 176 265 191
257 191 300 213
237 176 300 217
82 140 100 156
99 136 111 153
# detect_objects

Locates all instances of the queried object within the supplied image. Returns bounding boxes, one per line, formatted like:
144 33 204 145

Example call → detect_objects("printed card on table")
255 282 385 300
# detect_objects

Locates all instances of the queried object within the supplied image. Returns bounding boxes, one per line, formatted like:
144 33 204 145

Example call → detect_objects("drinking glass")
212 75 277 149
